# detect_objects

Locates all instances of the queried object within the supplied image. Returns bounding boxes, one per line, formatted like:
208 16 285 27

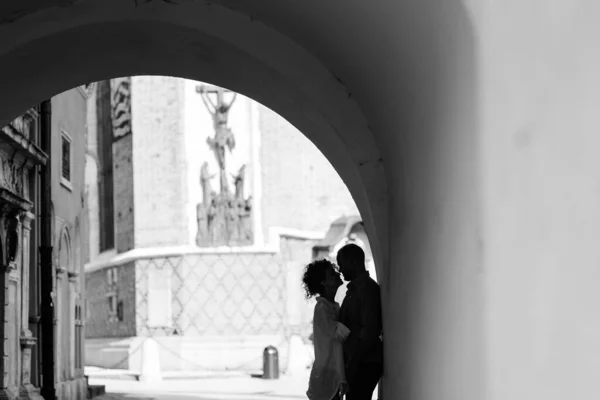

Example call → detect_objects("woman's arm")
334 322 351 342
314 303 351 343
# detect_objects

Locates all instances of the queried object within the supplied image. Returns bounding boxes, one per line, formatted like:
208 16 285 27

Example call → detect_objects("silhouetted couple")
303 244 383 400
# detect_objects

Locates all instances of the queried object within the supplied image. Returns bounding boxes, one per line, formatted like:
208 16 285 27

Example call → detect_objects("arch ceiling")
0 0 475 281
4 2 599 400
0 1 479 398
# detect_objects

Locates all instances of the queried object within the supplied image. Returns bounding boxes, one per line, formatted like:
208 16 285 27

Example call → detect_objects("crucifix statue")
195 83 253 248
196 84 237 194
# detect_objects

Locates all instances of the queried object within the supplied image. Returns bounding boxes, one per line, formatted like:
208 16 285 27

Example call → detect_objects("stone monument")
195 85 253 247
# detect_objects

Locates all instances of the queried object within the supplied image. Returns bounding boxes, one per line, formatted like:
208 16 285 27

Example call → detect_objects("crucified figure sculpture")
197 84 237 194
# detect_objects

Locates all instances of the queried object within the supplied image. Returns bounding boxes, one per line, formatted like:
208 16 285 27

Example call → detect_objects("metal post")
262 346 279 379
39 99 56 400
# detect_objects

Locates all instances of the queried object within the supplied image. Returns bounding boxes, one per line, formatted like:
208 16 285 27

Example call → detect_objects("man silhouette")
337 244 383 400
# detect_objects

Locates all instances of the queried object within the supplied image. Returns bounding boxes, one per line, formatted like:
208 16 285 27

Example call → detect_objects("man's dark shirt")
339 271 383 376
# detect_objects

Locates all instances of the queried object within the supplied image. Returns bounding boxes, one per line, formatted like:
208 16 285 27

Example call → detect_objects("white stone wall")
85 87 100 261
131 76 189 248
88 77 359 253
257 104 360 239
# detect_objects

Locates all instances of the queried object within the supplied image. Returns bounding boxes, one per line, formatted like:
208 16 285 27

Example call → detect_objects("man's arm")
345 284 382 382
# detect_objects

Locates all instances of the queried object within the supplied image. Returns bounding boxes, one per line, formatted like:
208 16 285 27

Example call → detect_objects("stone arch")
58 225 72 273
0 2 487 399
0 12 388 283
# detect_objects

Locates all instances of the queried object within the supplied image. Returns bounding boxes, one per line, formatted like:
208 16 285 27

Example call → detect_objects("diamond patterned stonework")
134 252 287 337
85 237 320 372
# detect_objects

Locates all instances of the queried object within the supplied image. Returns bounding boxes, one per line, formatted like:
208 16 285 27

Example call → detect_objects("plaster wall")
478 3 600 399
50 88 88 400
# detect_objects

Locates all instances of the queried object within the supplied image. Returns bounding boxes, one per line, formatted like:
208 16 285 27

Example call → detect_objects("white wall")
85 88 100 261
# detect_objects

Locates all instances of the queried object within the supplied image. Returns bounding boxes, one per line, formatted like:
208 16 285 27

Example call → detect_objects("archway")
0 1 482 399
0 18 388 281
5 18 390 389
1 14 392 387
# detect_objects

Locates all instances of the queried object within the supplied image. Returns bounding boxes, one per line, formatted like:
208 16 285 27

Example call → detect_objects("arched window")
58 228 71 272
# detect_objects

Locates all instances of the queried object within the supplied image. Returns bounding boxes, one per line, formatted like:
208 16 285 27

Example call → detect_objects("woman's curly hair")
302 258 336 299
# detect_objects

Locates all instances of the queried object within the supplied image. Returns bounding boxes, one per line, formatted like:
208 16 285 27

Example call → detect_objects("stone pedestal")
138 338 162 383
18 333 41 400
1 206 29 400
54 266 66 386
18 213 40 400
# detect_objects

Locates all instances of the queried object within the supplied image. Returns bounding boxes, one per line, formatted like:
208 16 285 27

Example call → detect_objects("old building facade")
50 88 88 400
83 76 363 375
0 87 88 400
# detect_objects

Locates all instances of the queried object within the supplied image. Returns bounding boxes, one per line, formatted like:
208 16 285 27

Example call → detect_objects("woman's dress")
307 297 350 400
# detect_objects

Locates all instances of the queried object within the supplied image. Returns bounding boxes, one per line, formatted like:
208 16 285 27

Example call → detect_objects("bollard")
263 345 279 379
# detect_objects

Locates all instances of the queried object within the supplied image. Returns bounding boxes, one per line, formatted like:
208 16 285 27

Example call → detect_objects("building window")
60 130 73 190
105 267 122 322
116 300 124 322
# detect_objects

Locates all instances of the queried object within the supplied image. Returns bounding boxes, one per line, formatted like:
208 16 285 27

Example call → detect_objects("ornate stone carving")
4 212 20 270
195 85 253 247
67 271 79 283
19 329 41 400
2 109 37 142
0 197 32 400
197 85 237 194
4 116 33 141
200 162 215 205
0 111 40 400
0 158 24 196
19 330 36 350
110 77 133 139
196 166 254 247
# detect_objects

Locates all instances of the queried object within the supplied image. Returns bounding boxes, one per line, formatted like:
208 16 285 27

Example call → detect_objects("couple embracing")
303 244 383 400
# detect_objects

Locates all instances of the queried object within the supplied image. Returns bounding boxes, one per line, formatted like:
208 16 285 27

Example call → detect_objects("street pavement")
89 372 310 400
